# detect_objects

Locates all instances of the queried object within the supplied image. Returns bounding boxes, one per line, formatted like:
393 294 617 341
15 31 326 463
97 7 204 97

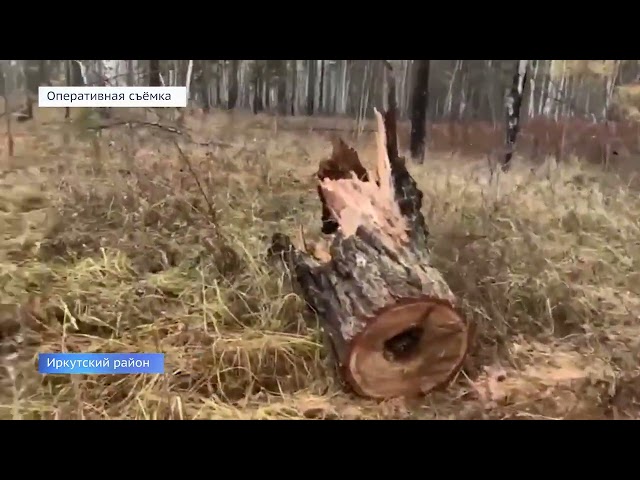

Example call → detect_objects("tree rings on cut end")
346 298 469 399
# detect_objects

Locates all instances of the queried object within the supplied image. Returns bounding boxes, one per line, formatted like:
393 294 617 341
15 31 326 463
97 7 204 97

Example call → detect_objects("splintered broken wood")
271 107 469 399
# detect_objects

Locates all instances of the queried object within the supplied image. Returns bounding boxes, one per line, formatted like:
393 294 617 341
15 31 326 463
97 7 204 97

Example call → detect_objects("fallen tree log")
271 107 469 399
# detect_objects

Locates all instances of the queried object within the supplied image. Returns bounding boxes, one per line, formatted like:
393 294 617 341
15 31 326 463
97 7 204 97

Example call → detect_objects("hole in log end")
347 298 469 399
383 326 424 363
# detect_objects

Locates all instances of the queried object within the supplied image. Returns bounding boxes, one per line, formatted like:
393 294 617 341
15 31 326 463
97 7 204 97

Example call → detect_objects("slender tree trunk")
537 61 547 116
38 61 50 86
528 60 539 118
277 61 288 115
410 60 430 163
458 61 469 120
403 60 412 118
555 61 566 121
307 60 316 115
340 60 349 115
264 73 271 111
21 60 40 121
543 60 556 117
185 60 194 102
228 60 239 110
356 61 371 135
65 60 72 119
253 63 264 114
200 61 212 113
291 60 297 115
484 60 497 125
149 60 161 87
319 60 325 113
604 60 620 120
126 60 135 85
444 60 461 118
503 60 529 171
1 62 14 156
217 63 223 106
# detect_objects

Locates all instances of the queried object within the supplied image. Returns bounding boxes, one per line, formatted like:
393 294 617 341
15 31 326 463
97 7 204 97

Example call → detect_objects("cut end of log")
346 297 469 399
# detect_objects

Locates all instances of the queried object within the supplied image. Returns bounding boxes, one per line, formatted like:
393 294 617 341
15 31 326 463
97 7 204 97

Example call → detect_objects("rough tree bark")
503 60 529 171
270 107 469 399
410 60 430 163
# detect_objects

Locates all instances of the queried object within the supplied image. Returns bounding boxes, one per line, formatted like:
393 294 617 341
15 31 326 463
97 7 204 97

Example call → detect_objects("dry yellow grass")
1 109 639 420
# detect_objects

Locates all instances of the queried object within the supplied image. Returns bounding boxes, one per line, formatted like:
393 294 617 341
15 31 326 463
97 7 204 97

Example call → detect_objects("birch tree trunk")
185 59 194 103
603 60 620 120
528 59 539 118
444 60 461 118
543 60 557 117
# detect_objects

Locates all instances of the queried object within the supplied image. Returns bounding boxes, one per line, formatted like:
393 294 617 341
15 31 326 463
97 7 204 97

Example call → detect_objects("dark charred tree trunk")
149 60 161 87
291 60 298 116
319 60 325 113
228 60 239 110
503 60 529 172
307 59 316 115
410 60 430 163
270 107 469 400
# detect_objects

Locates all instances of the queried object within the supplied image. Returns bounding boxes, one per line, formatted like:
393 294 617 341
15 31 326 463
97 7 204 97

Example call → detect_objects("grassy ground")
1 109 639 419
